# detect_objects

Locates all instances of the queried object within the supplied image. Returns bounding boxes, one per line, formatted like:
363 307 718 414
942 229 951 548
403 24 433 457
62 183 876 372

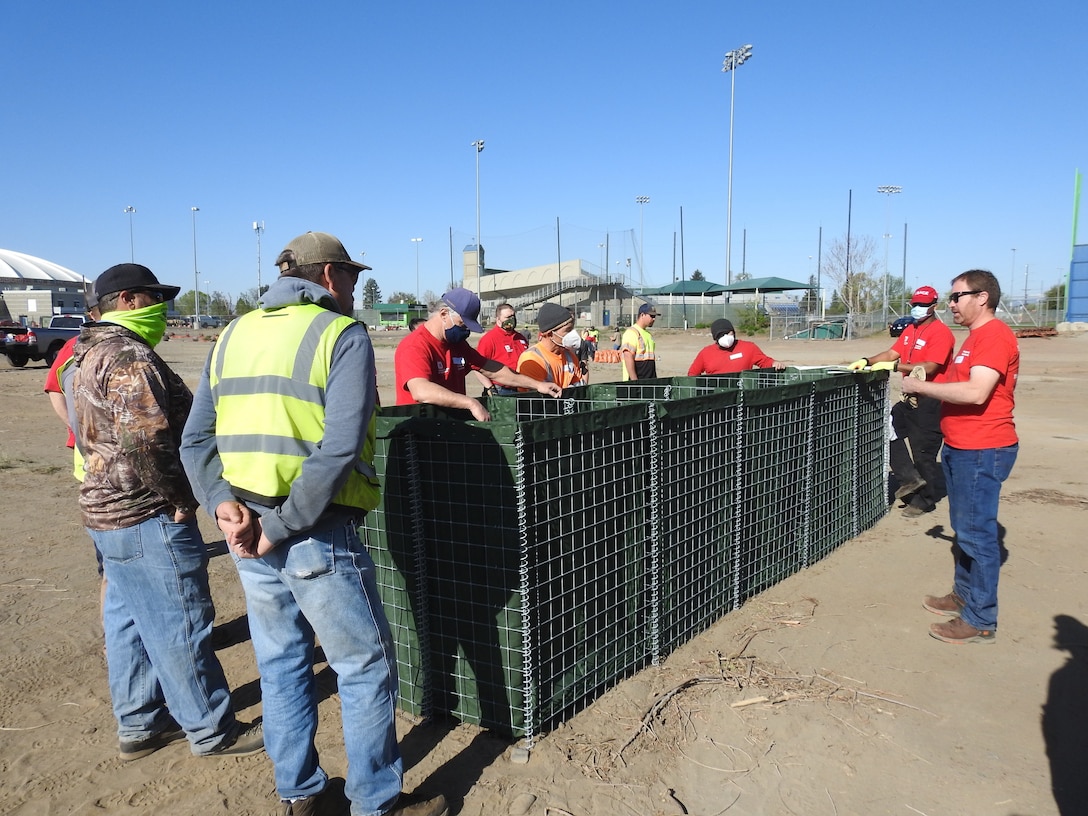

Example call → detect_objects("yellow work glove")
847 358 869 371
869 361 897 372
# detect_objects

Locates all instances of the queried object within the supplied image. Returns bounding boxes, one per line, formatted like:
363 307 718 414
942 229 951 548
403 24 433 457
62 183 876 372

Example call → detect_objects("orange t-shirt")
939 319 1019 450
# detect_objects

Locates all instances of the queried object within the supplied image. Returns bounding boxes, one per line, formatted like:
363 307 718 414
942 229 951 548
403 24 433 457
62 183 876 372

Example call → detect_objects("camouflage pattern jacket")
72 322 197 530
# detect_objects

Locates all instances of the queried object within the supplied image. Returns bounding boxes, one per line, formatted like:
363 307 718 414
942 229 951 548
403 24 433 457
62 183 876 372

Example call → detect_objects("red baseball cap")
911 285 938 305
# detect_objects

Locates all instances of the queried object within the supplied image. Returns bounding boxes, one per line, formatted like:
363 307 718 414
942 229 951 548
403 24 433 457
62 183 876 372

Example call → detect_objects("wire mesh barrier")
359 368 890 744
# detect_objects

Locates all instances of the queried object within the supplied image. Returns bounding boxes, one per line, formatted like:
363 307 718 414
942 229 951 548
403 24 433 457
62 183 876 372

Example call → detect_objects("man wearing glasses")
73 264 264 762
902 270 1020 645
394 287 561 421
848 285 956 517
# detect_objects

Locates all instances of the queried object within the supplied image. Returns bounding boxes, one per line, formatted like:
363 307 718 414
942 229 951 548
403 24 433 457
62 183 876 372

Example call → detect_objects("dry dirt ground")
1 325 1086 816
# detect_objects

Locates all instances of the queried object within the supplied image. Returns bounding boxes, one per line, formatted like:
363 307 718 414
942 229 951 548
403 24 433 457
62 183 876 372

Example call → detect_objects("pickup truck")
1 315 83 367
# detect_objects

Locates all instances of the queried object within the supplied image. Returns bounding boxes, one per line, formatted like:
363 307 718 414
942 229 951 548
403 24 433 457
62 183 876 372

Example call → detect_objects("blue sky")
3 1 1085 307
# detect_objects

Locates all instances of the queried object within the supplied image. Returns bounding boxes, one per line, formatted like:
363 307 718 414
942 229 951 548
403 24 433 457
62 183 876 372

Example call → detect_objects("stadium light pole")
411 237 423 304
722 43 753 286
1010 248 1017 310
191 207 200 329
472 140 485 283
123 206 136 262
253 221 265 306
635 195 650 290
877 185 901 322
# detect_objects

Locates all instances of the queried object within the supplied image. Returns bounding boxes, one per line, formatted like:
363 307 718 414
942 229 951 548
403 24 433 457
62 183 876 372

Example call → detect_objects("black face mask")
501 318 517 331
445 324 471 344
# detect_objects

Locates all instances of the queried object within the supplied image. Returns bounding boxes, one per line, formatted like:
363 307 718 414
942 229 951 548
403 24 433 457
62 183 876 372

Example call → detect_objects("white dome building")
0 249 91 325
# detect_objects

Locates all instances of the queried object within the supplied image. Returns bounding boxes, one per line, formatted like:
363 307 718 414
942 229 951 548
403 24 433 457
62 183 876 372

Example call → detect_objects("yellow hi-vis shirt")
209 303 379 513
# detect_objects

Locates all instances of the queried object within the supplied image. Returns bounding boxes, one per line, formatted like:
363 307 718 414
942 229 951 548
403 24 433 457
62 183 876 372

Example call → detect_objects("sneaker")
386 792 450 816
283 779 349 816
894 477 926 501
930 617 995 644
923 591 965 617
203 721 265 758
118 727 185 761
901 503 926 518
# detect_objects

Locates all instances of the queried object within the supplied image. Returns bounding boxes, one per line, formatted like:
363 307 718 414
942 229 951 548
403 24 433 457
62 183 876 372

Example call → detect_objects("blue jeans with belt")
233 521 402 815
91 514 237 753
942 444 1018 631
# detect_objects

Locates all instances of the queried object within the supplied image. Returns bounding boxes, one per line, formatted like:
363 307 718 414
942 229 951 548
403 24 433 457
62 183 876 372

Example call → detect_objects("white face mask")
910 305 931 321
717 333 736 349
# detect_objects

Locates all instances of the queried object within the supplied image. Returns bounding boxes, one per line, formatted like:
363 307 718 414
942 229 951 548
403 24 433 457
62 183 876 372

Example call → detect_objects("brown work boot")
930 617 995 644
283 779 349 816
387 791 449 816
923 591 965 617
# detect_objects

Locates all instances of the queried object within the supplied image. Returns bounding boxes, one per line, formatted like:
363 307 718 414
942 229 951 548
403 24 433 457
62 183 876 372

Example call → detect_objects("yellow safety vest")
209 303 380 513
621 324 656 381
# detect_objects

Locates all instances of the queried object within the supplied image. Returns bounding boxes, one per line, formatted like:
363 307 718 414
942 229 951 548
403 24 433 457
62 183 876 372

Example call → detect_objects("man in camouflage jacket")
73 263 262 762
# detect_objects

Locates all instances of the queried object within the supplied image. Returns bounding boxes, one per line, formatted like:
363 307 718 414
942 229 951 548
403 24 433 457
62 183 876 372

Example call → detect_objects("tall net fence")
360 368 890 743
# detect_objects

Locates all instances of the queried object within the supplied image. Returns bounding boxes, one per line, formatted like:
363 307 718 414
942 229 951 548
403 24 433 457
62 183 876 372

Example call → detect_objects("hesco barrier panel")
360 368 889 743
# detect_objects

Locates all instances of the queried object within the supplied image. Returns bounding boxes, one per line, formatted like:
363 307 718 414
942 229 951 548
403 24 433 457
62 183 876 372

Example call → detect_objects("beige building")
461 244 645 328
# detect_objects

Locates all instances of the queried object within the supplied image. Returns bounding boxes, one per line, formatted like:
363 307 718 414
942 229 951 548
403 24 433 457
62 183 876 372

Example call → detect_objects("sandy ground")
1 324 1086 816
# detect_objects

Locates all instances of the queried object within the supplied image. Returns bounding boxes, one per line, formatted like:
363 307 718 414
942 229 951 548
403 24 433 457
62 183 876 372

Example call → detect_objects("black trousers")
889 395 944 509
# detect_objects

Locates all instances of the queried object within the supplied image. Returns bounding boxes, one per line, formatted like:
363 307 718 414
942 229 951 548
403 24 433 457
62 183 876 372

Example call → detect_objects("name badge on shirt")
730 352 743 360
452 356 467 370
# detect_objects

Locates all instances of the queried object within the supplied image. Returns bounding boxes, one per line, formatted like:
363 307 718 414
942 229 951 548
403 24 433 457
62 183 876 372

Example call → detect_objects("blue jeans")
91 514 236 753
233 522 402 815
942 444 1018 631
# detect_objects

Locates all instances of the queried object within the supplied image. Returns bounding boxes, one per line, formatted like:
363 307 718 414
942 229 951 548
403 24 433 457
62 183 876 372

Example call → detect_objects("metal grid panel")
654 391 739 656
519 411 652 734
855 375 890 532
361 369 890 743
733 384 813 606
407 422 528 735
582 378 675 404
484 391 618 423
808 378 860 561
362 418 429 717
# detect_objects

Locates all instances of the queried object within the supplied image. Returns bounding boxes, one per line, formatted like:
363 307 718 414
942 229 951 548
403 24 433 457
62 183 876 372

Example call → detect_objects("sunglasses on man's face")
948 290 982 303
131 289 165 303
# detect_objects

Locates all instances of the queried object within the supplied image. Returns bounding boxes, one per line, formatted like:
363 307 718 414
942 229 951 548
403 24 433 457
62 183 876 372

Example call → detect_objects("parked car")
888 316 914 338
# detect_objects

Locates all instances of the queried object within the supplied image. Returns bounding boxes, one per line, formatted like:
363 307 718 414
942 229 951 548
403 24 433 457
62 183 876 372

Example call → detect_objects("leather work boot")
930 617 995 644
283 780 349 816
923 592 965 617
387 792 450 816
203 721 265 757
118 727 185 761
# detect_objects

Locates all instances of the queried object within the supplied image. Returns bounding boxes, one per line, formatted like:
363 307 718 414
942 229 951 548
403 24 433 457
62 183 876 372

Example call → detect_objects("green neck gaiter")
101 302 168 348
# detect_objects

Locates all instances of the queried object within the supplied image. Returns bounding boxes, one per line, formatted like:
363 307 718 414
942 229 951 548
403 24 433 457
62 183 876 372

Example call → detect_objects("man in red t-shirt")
687 318 783 376
902 269 1019 645
475 302 529 395
394 288 561 421
849 285 956 516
